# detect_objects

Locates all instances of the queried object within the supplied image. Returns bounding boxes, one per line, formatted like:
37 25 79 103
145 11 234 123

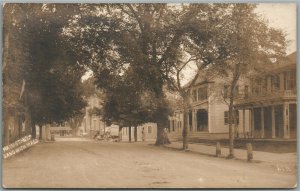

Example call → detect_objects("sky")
255 3 296 55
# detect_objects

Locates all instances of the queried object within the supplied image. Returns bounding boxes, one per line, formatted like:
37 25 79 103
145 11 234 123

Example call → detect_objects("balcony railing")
235 89 297 105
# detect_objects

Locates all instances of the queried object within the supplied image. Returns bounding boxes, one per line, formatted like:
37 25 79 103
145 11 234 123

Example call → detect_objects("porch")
236 102 297 139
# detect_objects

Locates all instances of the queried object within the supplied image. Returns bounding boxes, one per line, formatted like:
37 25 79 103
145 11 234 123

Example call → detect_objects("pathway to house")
2 138 297 189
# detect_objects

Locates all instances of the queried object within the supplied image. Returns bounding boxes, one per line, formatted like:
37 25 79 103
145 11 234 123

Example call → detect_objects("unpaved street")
2 138 296 188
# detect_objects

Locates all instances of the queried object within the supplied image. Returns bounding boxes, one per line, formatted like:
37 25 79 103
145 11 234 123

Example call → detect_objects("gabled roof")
266 51 297 73
286 51 296 64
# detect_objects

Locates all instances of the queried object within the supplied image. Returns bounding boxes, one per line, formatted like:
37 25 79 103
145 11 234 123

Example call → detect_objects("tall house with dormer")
235 52 297 139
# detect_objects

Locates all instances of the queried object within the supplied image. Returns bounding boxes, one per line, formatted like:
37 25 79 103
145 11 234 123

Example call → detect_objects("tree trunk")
182 106 189 150
3 112 10 146
228 100 235 159
118 126 122 142
31 121 36 139
72 128 77 137
155 121 170 145
182 97 190 150
128 126 132 142
228 63 241 158
234 110 238 138
134 126 137 142
39 125 43 140
155 125 164 145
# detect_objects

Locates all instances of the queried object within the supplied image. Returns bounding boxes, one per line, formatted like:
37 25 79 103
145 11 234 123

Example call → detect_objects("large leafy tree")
95 66 171 142
162 4 235 149
63 4 207 145
62 3 286 149
210 4 286 158
3 4 86 140
165 4 286 151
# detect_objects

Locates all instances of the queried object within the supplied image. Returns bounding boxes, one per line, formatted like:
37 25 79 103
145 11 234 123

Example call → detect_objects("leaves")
3 4 87 125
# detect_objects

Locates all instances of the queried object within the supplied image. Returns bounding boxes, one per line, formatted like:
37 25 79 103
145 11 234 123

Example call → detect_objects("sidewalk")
164 141 297 168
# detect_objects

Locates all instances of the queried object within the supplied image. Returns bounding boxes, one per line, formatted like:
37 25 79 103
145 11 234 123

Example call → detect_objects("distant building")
79 94 106 138
121 123 157 142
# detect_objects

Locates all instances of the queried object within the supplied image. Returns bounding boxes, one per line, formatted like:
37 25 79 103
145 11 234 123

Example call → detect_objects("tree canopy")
4 3 287 146
62 3 287 146
3 4 87 132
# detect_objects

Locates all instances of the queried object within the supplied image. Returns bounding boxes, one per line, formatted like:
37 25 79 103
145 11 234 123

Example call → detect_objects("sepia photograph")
2 3 297 189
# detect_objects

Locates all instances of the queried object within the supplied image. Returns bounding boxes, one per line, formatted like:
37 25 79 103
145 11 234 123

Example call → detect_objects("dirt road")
2 138 297 188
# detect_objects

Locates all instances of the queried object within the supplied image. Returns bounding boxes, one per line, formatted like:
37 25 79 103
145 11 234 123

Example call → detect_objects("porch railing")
235 89 297 105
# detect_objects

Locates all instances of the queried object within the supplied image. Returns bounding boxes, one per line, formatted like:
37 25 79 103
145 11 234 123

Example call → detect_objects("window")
244 85 249 98
224 110 239 125
234 110 239 125
262 78 267 93
234 86 239 97
148 126 152 134
224 85 229 98
224 111 229 125
252 78 262 95
198 87 208 101
192 89 197 102
93 119 97 130
271 75 280 91
286 71 296 90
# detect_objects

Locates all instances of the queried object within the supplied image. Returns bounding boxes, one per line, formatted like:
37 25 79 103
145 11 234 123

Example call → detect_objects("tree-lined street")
2 139 296 188
2 3 297 189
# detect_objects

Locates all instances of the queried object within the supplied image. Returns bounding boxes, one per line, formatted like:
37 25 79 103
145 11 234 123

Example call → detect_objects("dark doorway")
197 109 208 131
264 107 272 138
275 105 284 138
172 120 175 131
253 108 261 138
289 104 297 139
189 111 192 132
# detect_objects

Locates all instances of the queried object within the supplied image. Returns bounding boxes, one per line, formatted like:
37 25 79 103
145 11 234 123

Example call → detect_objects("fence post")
247 143 253 162
216 142 221 157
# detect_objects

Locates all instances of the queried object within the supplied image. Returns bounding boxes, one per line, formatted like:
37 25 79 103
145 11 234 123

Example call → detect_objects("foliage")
3 4 87 127
61 4 286 147
63 4 194 144
207 4 286 158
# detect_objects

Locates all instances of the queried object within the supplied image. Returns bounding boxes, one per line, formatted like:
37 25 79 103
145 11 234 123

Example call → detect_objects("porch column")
194 109 198 132
192 110 196 132
283 103 290 139
279 72 285 91
243 109 246 138
261 107 265 138
271 106 276 138
251 108 255 138
187 111 190 132
249 109 252 138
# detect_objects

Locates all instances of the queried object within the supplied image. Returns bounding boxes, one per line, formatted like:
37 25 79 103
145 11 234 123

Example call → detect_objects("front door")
197 109 208 131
